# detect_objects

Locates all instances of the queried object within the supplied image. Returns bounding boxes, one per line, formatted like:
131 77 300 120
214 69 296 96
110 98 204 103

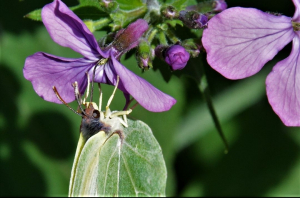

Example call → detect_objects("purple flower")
23 0 176 112
164 45 190 70
202 0 300 126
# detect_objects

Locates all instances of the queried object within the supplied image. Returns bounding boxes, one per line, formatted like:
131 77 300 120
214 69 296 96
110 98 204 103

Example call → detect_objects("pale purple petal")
202 7 294 79
24 52 96 103
266 35 300 126
292 0 300 22
111 56 176 112
42 0 108 60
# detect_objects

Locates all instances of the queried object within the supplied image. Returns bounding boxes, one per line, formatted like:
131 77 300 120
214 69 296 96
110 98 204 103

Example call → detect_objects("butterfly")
52 72 133 141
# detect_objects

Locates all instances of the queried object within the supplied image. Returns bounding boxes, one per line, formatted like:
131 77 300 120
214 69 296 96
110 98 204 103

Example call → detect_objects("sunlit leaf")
164 0 188 10
24 9 42 21
116 0 145 11
84 18 111 32
78 0 102 8
69 119 167 197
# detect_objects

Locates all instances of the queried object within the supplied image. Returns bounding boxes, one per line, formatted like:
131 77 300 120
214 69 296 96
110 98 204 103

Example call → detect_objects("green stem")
157 31 168 45
165 29 180 44
147 28 158 43
83 18 111 32
93 18 111 30
198 67 229 154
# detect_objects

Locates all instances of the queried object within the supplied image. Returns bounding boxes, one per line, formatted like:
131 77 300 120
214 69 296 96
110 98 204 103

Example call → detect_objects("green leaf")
24 9 42 21
69 119 167 197
109 0 146 30
165 19 183 27
109 7 147 30
116 0 145 11
24 2 108 22
83 18 111 32
78 0 102 8
70 0 108 20
71 5 108 20
165 0 188 10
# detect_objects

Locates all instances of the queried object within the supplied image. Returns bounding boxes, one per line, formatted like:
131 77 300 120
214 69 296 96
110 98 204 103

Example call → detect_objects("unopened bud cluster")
99 0 227 71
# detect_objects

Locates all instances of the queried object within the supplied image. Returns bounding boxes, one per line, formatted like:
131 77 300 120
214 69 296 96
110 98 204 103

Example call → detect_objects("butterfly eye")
92 110 100 118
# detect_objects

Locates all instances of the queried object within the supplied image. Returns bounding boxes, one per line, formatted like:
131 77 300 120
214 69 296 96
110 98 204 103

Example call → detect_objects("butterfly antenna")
52 86 82 116
72 82 88 116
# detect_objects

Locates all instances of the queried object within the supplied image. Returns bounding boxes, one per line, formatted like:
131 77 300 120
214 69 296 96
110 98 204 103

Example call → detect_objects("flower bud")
179 10 208 29
213 0 227 12
112 19 149 54
99 0 118 12
161 6 179 19
164 45 190 70
136 39 154 70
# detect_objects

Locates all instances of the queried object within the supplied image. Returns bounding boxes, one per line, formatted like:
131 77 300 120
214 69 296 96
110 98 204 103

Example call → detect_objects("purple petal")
292 0 300 22
24 52 96 103
110 56 176 112
266 35 300 126
90 60 116 85
213 0 227 12
202 7 294 79
42 0 108 60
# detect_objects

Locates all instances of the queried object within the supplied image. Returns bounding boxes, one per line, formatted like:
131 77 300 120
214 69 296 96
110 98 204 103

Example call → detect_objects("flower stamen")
292 21 300 31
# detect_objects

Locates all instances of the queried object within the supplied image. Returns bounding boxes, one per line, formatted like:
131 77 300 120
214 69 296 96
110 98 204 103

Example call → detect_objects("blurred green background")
0 0 299 196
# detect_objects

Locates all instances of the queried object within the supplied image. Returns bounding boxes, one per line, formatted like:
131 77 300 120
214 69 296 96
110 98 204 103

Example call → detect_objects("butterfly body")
80 102 126 141
80 103 108 140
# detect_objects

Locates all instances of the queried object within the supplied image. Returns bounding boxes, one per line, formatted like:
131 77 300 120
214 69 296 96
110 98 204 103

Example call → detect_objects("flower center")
292 21 300 31
97 58 108 66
